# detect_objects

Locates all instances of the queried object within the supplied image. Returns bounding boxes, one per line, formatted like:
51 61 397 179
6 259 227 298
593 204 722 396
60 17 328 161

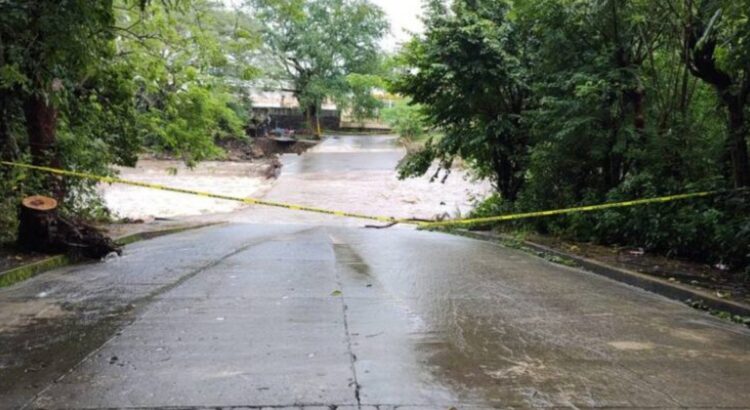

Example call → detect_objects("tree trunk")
24 93 65 198
492 149 521 202
620 87 646 179
0 93 19 161
682 9 749 187
603 119 624 192
17 195 122 258
305 103 319 137
17 195 62 253
632 87 646 139
726 98 750 187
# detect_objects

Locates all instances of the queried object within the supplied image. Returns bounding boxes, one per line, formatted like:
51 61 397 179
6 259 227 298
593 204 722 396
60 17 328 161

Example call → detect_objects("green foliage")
117 0 256 163
390 0 532 201
394 0 750 271
0 168 24 244
678 0 750 186
250 0 388 129
581 189 750 269
396 138 436 181
380 99 428 140
0 0 260 240
344 73 386 121
138 85 244 164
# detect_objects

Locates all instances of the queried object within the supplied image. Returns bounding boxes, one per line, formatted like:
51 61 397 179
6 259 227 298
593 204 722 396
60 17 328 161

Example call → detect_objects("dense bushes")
469 187 749 272
380 99 429 141
0 1 258 242
392 0 750 272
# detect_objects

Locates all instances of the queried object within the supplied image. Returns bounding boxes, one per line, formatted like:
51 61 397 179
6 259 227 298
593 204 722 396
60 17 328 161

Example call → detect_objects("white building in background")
246 88 338 110
244 84 392 131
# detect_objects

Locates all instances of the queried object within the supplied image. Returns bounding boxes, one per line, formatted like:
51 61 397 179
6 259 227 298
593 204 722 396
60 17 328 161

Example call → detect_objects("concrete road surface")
1 136 749 409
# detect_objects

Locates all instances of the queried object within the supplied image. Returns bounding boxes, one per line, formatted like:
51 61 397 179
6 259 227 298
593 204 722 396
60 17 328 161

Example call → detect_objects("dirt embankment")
219 137 317 161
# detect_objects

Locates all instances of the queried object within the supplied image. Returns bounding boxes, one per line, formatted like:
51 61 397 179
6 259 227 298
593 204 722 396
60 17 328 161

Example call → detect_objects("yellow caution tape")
1 161 737 228
421 190 727 228
0 161 403 224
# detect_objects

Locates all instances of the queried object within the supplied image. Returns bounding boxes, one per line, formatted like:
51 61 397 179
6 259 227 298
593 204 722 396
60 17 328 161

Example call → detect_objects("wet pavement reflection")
1 135 749 408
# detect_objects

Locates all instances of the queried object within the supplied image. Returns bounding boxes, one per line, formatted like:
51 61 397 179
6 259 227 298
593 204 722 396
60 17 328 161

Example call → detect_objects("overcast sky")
371 0 424 51
224 0 425 52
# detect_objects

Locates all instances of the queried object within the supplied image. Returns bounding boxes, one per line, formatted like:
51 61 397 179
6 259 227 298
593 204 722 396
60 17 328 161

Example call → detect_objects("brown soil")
525 234 750 306
218 137 317 161
216 137 317 179
144 138 317 163
0 245 50 273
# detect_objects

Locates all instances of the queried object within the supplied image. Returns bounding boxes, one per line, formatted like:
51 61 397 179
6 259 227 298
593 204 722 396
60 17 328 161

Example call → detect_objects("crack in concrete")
330 235 362 409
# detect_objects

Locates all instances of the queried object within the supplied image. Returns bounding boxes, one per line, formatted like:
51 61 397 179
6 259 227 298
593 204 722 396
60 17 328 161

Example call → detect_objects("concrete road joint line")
22 227 318 410
330 232 363 409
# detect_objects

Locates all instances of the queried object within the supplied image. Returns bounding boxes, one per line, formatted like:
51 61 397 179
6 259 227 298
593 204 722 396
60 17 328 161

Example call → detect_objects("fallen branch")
364 221 399 229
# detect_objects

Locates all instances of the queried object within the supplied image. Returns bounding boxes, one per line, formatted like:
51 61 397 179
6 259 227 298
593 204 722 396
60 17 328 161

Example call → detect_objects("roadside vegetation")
0 0 387 245
2 0 747 279
380 98 434 150
0 0 260 243
390 0 750 274
250 0 388 135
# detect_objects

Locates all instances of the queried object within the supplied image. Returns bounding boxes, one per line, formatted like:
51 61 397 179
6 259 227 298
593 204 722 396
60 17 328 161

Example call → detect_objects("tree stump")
17 195 121 259
17 195 63 253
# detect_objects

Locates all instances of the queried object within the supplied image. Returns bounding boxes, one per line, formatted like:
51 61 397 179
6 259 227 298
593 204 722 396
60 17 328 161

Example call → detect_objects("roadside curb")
0 255 70 288
0 222 222 288
453 229 750 317
114 222 222 246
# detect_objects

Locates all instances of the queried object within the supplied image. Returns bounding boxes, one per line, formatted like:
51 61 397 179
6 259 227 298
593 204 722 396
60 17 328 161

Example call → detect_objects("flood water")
101 134 491 224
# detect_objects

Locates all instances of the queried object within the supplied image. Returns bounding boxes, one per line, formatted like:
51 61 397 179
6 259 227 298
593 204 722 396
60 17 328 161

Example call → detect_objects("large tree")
0 0 260 242
392 0 533 201
680 0 750 187
0 1 121 197
389 0 748 269
514 0 674 208
0 0 257 183
249 0 388 135
117 0 260 164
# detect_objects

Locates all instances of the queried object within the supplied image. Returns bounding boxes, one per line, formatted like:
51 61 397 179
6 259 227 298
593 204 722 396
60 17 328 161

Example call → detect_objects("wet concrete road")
1 136 750 408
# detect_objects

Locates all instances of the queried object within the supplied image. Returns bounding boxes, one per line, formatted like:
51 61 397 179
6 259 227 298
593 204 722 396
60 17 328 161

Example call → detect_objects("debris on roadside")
17 195 121 260
364 221 398 229
627 247 645 256
525 233 750 308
